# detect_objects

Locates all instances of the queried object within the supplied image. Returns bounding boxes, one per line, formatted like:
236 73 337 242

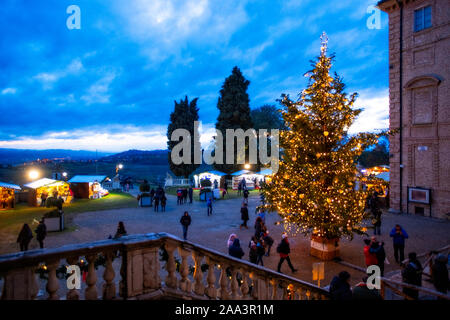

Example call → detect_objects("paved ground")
2 193 450 288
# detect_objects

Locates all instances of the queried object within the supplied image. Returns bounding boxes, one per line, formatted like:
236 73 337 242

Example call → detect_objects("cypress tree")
214 66 254 174
167 96 200 178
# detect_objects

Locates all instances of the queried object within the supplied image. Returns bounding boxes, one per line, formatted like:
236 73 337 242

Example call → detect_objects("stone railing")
0 233 329 300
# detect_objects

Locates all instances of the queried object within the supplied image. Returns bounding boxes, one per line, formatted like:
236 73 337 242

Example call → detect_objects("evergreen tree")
214 66 254 174
167 96 200 178
263 34 385 240
251 104 286 131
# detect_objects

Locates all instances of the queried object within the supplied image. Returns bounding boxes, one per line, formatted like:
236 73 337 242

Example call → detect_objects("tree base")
310 236 340 260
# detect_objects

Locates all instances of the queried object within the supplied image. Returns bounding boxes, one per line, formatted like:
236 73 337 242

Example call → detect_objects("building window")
414 6 432 32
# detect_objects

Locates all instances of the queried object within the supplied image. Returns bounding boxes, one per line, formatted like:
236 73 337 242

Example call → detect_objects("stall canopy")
375 172 389 182
24 178 65 189
0 182 21 190
255 168 273 176
231 170 251 176
68 175 108 183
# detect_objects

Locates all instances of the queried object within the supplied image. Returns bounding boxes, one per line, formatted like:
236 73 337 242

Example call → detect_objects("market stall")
0 182 21 210
253 168 273 187
68 175 110 199
24 178 71 207
231 170 255 190
193 171 227 189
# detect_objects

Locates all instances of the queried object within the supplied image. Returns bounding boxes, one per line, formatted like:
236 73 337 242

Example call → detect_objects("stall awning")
0 182 21 190
24 178 65 189
375 172 389 182
231 170 252 176
196 170 227 177
68 175 108 183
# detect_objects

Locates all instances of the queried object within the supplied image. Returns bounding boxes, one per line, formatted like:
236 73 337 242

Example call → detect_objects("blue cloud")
0 0 389 150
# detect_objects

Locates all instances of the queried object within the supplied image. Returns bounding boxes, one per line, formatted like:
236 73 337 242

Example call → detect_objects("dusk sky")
0 0 389 152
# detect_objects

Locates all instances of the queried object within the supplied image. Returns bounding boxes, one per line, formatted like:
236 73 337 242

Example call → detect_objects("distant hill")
0 148 113 165
99 149 169 165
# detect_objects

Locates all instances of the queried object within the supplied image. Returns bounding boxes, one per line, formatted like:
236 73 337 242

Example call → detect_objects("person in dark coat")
182 188 188 204
276 233 297 273
160 195 167 212
180 211 191 240
329 271 352 300
256 239 265 266
254 216 264 239
248 237 258 264
188 187 193 204
243 188 249 200
206 197 213 216
17 223 33 251
352 276 382 300
149 188 155 207
240 203 249 229
401 252 423 300
262 230 274 256
113 221 127 239
35 219 47 249
431 254 449 296
370 237 386 276
154 195 160 212
390 224 409 263
229 238 244 259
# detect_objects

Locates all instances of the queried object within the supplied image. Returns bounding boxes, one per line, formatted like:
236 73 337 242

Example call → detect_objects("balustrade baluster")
66 256 80 300
164 242 178 289
270 278 277 300
296 286 304 300
85 254 98 300
103 251 116 300
219 263 230 300
240 269 249 299
46 260 60 300
230 267 240 299
305 289 311 300
249 272 258 299
192 251 205 296
178 247 191 292
204 257 216 299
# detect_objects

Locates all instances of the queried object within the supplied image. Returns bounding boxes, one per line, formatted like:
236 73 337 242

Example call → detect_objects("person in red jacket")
363 239 378 267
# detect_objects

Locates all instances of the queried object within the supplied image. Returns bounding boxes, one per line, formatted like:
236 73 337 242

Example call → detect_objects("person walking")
188 186 193 204
240 203 249 229
149 188 155 207
160 194 167 212
35 218 47 249
113 221 128 239
401 252 423 300
390 224 409 264
224 181 228 191
153 195 160 212
248 237 258 264
17 223 33 251
228 238 244 259
237 183 242 196
206 197 213 216
431 254 449 296
40 191 48 207
180 211 191 241
176 188 182 205
363 239 378 267
262 230 274 256
243 188 249 200
256 239 265 266
276 233 297 273
329 271 352 300
182 188 188 204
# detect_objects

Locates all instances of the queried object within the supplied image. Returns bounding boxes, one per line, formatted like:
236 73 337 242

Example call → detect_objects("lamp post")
62 172 68 181
244 164 251 170
116 163 123 174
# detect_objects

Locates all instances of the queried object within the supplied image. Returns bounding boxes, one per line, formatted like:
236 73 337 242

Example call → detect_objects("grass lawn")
0 192 138 236
164 187 261 201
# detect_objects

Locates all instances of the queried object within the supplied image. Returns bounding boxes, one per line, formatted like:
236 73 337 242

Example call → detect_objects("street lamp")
62 172 68 181
28 169 40 180
244 164 251 170
116 163 123 174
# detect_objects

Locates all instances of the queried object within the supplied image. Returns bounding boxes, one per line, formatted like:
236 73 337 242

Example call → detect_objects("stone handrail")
0 232 329 300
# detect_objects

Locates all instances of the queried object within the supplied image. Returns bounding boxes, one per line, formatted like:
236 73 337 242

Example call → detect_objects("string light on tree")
262 32 388 252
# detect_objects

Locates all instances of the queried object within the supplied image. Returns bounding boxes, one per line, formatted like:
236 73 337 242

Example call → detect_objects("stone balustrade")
0 233 329 300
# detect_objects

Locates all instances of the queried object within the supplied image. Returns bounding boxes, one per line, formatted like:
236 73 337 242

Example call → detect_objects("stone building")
378 0 449 218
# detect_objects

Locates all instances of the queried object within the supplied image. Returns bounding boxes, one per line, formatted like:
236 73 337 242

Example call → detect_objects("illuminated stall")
231 170 254 190
0 182 21 210
24 178 71 207
193 171 227 189
68 175 110 199
254 168 273 187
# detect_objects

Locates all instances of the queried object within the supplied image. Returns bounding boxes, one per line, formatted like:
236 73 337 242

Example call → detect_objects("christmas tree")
263 33 384 240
